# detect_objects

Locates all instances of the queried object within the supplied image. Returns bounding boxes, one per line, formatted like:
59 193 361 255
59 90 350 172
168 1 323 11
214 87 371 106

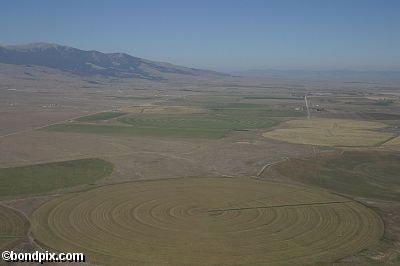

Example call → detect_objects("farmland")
0 158 113 197
384 135 400 145
270 151 400 201
44 103 303 138
1 65 400 265
31 177 383 266
1 4 400 264
76 111 127 122
0 205 28 249
263 118 394 147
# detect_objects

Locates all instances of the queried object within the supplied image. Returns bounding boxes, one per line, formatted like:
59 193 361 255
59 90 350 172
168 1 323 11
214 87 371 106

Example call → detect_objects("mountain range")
0 43 227 80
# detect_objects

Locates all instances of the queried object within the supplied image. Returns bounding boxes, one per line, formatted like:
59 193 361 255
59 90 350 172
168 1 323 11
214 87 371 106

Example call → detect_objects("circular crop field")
31 178 383 266
263 118 393 147
0 205 28 249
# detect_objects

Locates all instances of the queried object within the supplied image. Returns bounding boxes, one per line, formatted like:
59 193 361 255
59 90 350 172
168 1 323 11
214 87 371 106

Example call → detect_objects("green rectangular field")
0 158 113 197
45 103 303 138
76 112 127 122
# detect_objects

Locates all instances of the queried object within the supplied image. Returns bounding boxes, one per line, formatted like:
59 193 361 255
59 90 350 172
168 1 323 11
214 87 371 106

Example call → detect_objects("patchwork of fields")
1 83 400 265
44 103 303 138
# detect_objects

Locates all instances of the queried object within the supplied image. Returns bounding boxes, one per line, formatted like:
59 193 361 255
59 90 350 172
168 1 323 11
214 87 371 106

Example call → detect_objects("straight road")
305 95 311 119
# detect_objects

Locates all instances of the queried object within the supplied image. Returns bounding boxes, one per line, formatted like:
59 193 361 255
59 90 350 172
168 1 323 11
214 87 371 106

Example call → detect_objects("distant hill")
0 43 228 80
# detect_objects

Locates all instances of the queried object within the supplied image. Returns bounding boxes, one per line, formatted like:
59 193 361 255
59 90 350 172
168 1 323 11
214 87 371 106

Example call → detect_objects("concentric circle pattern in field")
31 178 383 266
0 205 28 249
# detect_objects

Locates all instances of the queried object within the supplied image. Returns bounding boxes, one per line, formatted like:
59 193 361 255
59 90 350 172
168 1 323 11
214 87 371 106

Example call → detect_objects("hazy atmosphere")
1 0 400 71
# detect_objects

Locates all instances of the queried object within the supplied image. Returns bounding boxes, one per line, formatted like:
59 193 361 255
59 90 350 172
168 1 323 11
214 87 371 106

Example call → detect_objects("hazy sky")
1 0 399 71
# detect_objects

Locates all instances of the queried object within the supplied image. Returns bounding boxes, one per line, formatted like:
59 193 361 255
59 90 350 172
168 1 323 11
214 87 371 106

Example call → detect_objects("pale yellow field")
263 118 393 147
31 177 383 266
384 135 400 145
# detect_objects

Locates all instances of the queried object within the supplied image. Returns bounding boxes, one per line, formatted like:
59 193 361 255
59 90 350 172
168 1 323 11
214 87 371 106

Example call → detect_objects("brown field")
31 177 383 266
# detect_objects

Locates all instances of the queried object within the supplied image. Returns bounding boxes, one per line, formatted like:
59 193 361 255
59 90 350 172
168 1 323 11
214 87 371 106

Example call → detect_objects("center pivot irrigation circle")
31 178 383 266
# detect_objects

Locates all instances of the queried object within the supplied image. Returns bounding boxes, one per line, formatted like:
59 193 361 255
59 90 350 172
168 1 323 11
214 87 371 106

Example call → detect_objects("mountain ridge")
0 43 228 80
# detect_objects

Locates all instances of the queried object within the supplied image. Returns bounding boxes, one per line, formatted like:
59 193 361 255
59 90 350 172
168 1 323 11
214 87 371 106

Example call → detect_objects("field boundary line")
0 202 42 252
0 109 118 138
208 200 353 212
377 133 400 146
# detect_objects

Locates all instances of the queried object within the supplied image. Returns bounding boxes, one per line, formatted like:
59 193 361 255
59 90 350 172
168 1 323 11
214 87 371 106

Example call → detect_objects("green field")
76 111 127 122
45 103 303 138
272 151 400 201
0 206 28 249
374 99 394 106
208 103 303 117
0 158 113 197
263 118 393 147
243 96 303 100
31 177 383 266
118 113 277 136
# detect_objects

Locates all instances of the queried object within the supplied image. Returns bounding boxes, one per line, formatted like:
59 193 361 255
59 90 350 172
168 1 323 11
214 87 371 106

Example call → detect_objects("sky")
1 0 399 71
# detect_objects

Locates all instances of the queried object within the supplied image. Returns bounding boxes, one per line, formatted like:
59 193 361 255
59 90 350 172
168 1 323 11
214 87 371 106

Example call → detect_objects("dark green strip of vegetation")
243 96 303 100
374 99 394 106
76 112 127 122
110 96 158 100
0 158 113 197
